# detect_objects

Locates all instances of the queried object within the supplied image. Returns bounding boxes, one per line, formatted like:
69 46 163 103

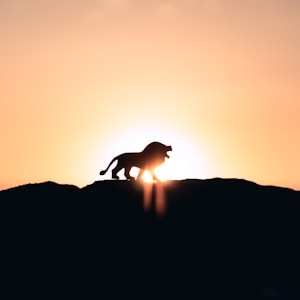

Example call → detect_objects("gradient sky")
1 0 299 191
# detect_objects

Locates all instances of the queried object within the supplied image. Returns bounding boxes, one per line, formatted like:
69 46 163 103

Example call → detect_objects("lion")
99 141 172 181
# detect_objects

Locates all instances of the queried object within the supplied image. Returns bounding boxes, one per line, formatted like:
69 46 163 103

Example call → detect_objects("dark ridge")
1 180 80 195
1 178 300 299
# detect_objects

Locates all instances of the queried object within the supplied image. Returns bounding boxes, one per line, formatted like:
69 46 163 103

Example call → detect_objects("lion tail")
99 156 119 176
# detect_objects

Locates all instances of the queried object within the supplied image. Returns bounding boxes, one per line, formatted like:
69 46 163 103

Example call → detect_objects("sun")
140 140 207 182
99 125 210 182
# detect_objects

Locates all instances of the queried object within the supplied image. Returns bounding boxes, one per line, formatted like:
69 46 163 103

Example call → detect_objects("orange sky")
1 0 299 191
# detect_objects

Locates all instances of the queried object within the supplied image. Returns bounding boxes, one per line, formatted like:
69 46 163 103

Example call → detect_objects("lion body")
100 141 172 180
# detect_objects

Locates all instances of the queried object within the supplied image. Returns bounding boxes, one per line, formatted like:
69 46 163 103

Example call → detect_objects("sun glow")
100 125 210 182
140 157 190 182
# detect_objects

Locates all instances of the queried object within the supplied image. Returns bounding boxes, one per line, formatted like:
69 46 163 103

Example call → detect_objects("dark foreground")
1 178 300 299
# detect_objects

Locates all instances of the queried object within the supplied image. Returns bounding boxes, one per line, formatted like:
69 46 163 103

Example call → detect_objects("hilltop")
1 178 300 299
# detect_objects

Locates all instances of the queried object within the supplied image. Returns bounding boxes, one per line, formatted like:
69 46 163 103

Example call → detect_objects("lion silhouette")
100 141 172 181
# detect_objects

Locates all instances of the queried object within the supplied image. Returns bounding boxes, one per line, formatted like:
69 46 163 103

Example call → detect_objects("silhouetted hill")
1 179 300 299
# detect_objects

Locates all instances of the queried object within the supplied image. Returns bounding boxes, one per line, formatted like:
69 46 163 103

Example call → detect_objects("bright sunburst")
99 125 209 182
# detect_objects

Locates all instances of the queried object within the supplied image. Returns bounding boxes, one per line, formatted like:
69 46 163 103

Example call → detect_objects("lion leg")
111 165 122 180
150 169 159 181
124 167 135 180
136 169 145 181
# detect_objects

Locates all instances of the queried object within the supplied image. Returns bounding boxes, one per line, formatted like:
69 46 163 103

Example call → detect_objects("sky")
1 0 299 191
